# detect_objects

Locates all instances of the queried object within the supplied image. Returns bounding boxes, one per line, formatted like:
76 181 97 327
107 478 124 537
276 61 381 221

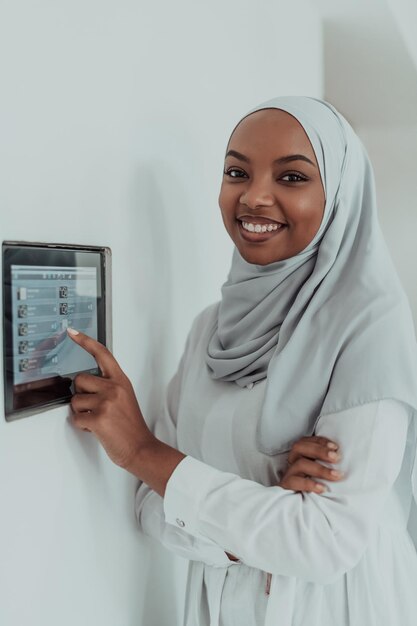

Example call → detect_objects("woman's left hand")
279 435 343 494
67 329 155 470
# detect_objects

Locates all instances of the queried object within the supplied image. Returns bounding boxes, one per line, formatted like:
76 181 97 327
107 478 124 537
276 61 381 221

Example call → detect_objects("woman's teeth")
241 221 283 233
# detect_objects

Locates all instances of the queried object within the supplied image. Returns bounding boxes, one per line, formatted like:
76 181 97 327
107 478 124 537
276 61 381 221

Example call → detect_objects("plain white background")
0 2 322 625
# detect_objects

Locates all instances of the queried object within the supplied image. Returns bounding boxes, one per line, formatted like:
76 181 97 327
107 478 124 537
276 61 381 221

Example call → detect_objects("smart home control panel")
2 242 112 421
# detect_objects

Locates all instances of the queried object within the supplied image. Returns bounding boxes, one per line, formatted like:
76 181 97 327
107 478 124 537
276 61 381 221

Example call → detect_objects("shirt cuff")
164 455 223 538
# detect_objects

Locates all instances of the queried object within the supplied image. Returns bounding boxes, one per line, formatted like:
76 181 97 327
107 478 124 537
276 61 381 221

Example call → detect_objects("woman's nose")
239 178 275 209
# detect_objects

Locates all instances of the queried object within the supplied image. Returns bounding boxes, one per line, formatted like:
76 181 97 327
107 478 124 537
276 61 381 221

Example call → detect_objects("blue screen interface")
11 265 98 385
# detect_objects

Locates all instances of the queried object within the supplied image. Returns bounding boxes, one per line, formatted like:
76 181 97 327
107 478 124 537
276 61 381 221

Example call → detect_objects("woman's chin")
237 246 286 265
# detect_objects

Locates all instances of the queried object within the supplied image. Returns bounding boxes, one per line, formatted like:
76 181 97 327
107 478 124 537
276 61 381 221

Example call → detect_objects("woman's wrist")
127 437 186 498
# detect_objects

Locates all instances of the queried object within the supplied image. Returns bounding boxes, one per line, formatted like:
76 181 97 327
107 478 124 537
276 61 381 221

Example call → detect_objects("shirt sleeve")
135 323 232 568
163 399 410 583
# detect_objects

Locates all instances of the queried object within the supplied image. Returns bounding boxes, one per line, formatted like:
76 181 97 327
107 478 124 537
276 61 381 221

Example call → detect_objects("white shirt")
136 303 417 626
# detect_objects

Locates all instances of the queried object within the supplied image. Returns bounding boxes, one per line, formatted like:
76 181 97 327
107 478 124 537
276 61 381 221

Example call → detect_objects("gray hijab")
206 96 417 456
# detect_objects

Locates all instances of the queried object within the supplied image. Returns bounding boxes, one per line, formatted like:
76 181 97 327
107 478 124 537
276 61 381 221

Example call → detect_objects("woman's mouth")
237 219 287 242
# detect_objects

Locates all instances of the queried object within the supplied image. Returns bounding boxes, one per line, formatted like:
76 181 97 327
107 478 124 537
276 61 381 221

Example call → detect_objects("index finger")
67 328 122 379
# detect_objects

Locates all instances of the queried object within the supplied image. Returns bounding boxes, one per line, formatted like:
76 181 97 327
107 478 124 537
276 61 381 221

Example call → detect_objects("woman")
68 96 417 625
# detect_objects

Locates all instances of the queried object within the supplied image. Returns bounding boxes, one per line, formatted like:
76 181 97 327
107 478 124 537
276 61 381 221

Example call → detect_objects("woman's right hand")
279 436 344 494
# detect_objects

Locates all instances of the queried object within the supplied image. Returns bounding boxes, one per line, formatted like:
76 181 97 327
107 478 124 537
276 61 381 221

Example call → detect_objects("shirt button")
176 518 185 528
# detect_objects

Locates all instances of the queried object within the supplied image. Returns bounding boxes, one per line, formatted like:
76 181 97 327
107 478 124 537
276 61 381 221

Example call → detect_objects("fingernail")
328 451 340 461
327 442 338 450
67 328 79 336
315 484 326 493
330 470 344 478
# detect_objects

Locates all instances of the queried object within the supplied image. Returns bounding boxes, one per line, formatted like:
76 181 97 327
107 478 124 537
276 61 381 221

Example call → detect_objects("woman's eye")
281 173 307 183
224 167 247 179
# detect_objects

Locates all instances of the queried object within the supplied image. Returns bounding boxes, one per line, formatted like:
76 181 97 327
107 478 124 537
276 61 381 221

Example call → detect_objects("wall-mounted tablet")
2 241 112 421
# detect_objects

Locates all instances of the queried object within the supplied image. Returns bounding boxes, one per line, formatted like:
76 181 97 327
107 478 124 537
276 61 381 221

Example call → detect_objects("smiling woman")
219 108 325 265
69 96 417 626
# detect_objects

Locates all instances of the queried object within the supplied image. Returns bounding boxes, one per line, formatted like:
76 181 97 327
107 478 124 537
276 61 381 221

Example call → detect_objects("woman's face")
218 108 326 265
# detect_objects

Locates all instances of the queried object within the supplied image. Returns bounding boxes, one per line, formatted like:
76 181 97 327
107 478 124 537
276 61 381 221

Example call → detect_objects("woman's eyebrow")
276 154 316 168
226 149 251 163
225 149 316 168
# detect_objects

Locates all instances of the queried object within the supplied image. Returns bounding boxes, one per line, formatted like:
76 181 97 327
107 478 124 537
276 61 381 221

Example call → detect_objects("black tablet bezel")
2 241 111 421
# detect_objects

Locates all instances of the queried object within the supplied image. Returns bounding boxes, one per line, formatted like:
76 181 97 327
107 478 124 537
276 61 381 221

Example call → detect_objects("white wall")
358 125 417 327
316 5 417 328
0 2 323 625
386 0 417 69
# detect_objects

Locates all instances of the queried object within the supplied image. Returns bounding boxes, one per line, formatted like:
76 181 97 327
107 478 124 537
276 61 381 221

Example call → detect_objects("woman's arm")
66 330 410 583
67 327 185 492
67 326 235 566
162 399 409 584
135 361 232 567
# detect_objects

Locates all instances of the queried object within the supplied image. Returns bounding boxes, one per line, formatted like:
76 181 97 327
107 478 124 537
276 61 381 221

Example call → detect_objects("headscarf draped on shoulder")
206 96 417 459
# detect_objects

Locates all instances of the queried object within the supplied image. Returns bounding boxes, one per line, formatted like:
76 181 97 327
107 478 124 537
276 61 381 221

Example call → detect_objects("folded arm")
163 400 409 583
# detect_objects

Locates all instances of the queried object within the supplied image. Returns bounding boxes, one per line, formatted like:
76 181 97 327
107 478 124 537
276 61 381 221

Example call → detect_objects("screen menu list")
11 265 98 385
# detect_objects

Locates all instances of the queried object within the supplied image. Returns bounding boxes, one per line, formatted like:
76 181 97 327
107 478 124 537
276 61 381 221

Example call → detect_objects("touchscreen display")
3 242 111 420
11 265 98 385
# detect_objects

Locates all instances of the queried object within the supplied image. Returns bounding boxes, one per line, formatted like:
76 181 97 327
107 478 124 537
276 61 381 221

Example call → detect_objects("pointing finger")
67 328 122 379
